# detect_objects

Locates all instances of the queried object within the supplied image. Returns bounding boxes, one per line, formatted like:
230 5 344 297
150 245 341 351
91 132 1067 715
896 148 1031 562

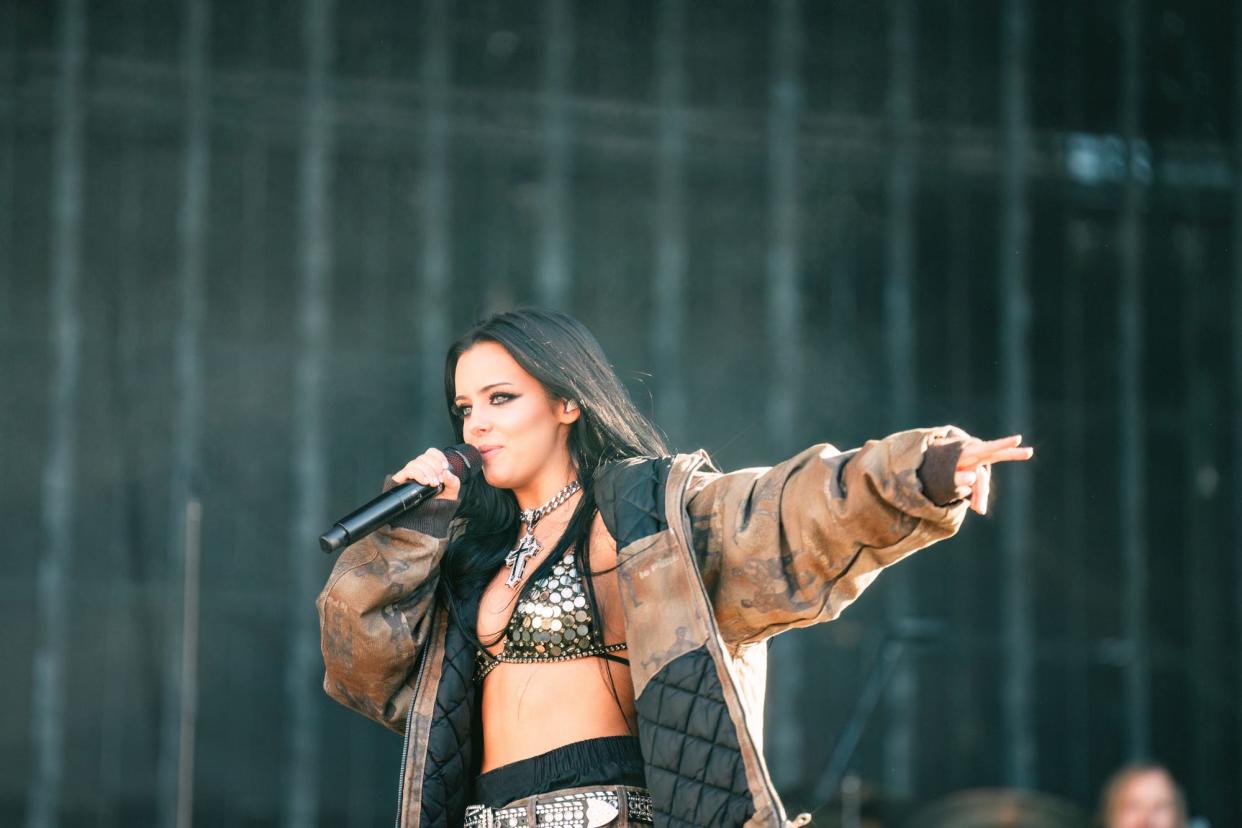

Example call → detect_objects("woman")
316 307 1034 828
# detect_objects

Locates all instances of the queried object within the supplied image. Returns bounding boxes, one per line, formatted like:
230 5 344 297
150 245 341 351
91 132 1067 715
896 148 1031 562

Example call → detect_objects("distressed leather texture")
316 424 973 827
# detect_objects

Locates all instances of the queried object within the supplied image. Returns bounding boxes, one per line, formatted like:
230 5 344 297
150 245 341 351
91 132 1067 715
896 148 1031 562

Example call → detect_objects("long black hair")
438 306 670 716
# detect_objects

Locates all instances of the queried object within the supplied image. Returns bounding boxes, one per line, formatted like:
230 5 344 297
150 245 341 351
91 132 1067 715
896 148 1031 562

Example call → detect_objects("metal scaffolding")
4 1 1239 825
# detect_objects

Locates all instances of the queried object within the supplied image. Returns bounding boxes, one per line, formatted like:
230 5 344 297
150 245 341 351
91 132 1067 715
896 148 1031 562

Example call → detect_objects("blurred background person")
1096 765 1188 828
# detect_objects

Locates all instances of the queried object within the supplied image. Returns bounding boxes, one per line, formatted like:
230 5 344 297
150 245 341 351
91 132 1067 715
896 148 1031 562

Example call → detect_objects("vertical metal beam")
27 1 85 825
1234 0 1242 791
159 1 210 824
0 0 12 318
285 1 332 825
944 0 976 791
653 0 687 444
1118 0 1150 761
176 499 203 828
98 10 146 827
231 7 270 813
1064 219 1092 798
767 0 802 443
999 0 1036 787
882 0 917 799
765 0 803 783
237 0 270 342
1178 226 1215 792
536 0 572 309
1061 2 1092 802
355 102 392 784
418 0 451 444
823 10 856 358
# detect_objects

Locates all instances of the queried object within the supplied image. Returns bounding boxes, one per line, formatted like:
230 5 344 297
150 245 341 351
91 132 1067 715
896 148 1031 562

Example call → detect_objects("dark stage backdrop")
3 0 1240 826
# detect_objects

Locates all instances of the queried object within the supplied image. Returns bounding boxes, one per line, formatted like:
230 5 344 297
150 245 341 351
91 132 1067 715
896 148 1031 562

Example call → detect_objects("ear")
558 399 581 426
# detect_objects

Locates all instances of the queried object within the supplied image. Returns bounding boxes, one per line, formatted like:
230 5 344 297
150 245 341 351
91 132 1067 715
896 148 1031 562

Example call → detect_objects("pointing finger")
961 444 1034 468
979 446 1034 465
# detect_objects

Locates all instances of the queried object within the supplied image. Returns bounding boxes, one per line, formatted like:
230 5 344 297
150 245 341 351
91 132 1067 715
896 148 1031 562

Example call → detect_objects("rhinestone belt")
463 786 653 827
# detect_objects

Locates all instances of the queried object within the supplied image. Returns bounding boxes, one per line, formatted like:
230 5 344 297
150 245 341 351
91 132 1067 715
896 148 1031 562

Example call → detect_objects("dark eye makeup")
452 392 516 418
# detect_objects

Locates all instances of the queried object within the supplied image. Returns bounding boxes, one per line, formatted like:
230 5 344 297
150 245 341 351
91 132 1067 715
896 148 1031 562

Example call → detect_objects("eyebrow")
453 382 516 402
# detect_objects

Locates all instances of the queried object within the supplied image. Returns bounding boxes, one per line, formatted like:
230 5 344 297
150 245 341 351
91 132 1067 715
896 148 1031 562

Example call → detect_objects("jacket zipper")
672 453 784 821
394 609 436 828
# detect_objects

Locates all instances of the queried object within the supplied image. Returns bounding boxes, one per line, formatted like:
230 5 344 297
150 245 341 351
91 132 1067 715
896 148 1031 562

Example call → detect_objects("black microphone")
319 444 483 554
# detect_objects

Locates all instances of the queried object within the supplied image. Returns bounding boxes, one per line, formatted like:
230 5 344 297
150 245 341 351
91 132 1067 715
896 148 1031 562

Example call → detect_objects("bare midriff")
476 509 637 773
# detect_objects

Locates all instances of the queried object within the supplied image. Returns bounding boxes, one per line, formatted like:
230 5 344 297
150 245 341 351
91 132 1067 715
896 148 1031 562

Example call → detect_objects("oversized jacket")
316 424 973 827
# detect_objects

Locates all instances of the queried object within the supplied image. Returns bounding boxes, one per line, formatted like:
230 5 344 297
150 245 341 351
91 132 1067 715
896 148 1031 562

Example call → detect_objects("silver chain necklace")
503 479 581 588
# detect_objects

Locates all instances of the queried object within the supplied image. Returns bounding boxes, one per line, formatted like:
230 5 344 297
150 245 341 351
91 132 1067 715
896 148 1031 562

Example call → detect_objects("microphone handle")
319 479 445 554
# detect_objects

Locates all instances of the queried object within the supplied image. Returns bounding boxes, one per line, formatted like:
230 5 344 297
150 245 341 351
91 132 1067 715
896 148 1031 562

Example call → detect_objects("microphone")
319 444 483 554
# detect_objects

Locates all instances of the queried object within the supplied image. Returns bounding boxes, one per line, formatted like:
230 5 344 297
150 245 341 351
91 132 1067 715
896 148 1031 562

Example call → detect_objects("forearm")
688 425 972 646
315 476 457 731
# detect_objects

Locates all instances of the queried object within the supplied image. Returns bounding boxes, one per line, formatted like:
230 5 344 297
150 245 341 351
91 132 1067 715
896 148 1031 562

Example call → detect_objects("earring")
565 401 577 412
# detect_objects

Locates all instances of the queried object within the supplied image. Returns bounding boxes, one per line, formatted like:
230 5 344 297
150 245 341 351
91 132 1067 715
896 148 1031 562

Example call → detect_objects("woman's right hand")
391 447 462 501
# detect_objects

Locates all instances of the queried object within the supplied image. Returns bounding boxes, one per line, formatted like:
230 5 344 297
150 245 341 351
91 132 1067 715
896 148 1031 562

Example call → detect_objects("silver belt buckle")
531 790 621 827
583 795 621 826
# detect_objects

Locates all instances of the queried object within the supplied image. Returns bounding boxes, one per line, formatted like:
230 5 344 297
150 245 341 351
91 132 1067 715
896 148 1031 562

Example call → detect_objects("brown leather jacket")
316 425 971 827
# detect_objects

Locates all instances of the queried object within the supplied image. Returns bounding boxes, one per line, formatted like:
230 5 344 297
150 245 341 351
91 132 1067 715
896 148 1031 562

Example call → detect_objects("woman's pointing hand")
949 434 1034 515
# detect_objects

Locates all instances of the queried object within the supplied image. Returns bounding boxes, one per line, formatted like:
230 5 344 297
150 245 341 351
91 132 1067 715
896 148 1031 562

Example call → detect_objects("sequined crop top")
474 549 628 682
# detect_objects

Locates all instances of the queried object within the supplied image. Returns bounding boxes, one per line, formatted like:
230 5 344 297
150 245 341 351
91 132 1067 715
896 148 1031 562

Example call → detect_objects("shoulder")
591 454 677 549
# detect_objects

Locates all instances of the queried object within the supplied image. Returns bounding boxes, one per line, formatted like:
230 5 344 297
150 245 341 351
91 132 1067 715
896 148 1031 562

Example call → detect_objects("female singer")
316 306 1033 827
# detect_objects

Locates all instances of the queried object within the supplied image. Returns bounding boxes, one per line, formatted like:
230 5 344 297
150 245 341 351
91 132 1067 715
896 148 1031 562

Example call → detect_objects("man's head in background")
1097 764 1187 828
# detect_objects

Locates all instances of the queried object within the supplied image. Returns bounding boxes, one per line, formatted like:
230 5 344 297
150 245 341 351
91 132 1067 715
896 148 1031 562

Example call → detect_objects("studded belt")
462 786 653 827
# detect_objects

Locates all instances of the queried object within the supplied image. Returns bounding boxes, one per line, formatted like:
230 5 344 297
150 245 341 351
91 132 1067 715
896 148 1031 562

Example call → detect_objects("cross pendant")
504 530 541 588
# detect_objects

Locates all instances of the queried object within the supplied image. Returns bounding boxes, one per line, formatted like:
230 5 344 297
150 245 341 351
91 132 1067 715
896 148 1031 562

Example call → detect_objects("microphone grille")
444 444 484 480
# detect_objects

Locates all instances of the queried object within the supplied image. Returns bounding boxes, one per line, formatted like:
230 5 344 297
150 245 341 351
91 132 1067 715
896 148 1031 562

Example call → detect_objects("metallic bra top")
475 549 626 681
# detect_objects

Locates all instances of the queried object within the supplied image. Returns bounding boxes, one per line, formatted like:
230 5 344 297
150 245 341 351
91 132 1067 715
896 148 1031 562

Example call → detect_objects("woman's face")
453 340 579 490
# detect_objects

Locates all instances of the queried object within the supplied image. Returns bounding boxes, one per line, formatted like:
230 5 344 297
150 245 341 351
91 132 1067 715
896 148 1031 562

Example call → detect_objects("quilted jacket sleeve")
315 474 459 734
684 424 973 647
